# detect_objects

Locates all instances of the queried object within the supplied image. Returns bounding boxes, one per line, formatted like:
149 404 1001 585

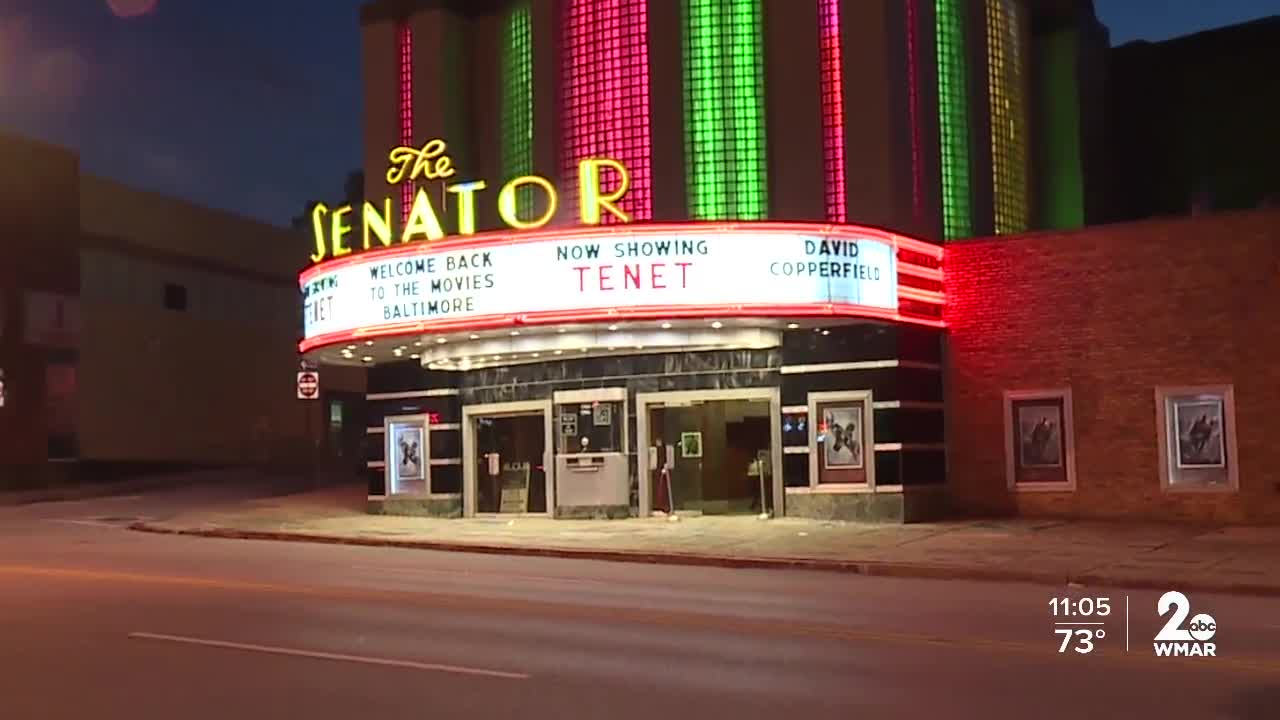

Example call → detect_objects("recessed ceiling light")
554 349 563 355
786 323 800 329
413 341 423 347
492 355 501 361
711 321 723 329
557 327 567 334
580 348 588 353
410 354 420 360
660 322 672 329
510 330 520 336
814 327 823 333
346 345 357 350
365 340 374 346
436 337 447 344
822 330 831 336
607 324 618 331
606 346 615 351
469 334 480 340
361 356 373 363
531 352 540 358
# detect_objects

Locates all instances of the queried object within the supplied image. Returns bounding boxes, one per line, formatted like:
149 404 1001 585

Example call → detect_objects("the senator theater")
299 0 1280 524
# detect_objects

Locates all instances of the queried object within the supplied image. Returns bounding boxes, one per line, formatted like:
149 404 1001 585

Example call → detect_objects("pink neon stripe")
819 0 847 223
397 23 414 225
906 0 924 221
561 0 653 223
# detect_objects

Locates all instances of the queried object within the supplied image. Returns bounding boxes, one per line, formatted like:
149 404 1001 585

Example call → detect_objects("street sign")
296 371 320 400
299 358 319 372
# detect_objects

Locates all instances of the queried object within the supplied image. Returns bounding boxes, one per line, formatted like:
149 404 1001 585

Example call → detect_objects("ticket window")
553 390 629 512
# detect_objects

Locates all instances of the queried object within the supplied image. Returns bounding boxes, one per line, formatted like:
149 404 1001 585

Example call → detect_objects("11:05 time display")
1050 597 1113 616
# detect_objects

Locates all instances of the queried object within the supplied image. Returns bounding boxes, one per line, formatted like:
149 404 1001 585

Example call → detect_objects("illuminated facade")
333 0 1152 524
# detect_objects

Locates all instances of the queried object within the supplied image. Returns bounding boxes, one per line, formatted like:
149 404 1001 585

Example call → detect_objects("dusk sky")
1 0 1275 228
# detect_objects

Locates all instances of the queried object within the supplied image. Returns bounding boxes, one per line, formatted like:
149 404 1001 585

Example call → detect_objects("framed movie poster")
1015 400 1064 469
679 431 703 458
384 413 430 496
394 425 425 481
807 391 874 487
1172 398 1225 469
1157 386 1237 492
1003 389 1075 490
822 405 864 470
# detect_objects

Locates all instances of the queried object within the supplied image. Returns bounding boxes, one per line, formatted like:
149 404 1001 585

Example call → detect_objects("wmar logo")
1154 591 1217 657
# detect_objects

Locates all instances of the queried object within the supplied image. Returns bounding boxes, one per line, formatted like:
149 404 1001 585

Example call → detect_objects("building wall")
0 133 328 481
76 176 310 467
0 134 81 473
77 247 307 465
945 209 1280 523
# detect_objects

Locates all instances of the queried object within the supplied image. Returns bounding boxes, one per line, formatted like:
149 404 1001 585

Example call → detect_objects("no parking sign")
296 371 320 400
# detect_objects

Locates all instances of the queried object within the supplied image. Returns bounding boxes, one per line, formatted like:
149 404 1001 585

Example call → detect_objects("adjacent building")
0 132 364 490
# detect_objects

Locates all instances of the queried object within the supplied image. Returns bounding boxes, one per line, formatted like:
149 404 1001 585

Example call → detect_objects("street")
0 485 1277 719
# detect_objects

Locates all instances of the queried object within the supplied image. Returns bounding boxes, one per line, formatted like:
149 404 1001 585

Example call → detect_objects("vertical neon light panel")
501 4 534 221
397 22 414 225
935 0 972 240
906 0 925 221
818 0 846 223
683 0 768 220
986 0 1028 234
561 0 653 224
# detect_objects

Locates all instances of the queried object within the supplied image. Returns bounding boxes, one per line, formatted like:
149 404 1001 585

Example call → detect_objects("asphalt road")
0 484 1277 719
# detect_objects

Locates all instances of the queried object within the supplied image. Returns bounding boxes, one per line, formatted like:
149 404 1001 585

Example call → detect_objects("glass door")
474 413 547 514
647 398 772 515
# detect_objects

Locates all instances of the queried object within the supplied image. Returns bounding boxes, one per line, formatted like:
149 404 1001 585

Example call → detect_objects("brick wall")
945 209 1280 524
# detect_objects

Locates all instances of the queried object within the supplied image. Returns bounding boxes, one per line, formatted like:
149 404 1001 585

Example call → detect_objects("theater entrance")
462 400 554 517
637 389 783 518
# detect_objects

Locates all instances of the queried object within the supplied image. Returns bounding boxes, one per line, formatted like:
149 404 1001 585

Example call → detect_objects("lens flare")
107 0 158 18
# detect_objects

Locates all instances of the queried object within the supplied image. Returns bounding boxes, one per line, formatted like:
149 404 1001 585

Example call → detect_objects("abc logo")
1188 613 1217 642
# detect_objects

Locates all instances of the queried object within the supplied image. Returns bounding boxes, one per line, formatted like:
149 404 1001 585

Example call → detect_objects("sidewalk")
130 484 1280 597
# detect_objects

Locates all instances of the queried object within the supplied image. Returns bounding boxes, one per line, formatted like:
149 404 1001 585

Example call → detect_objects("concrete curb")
127 522 1280 598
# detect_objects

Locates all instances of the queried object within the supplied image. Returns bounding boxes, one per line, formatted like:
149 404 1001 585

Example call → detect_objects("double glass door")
647 398 773 515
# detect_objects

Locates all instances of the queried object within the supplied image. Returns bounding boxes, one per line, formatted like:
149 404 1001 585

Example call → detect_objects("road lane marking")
129 632 529 680
5 564 1277 677
46 520 117 528
350 564 622 588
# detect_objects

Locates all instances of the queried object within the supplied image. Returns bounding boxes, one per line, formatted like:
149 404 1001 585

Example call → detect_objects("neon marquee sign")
308 139 631 264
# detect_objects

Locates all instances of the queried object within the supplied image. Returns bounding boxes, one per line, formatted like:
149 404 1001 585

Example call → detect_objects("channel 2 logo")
1154 591 1217 657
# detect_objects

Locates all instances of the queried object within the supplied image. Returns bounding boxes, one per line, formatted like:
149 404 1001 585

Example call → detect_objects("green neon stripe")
682 0 767 220
986 0 1028 234
936 0 973 239
728 0 767 219
1038 30 1083 229
500 3 534 220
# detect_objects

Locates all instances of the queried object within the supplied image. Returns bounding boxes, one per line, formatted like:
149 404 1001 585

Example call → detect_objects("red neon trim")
300 221 943 283
897 263 944 282
898 286 945 305
397 23 415 226
299 302 946 353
